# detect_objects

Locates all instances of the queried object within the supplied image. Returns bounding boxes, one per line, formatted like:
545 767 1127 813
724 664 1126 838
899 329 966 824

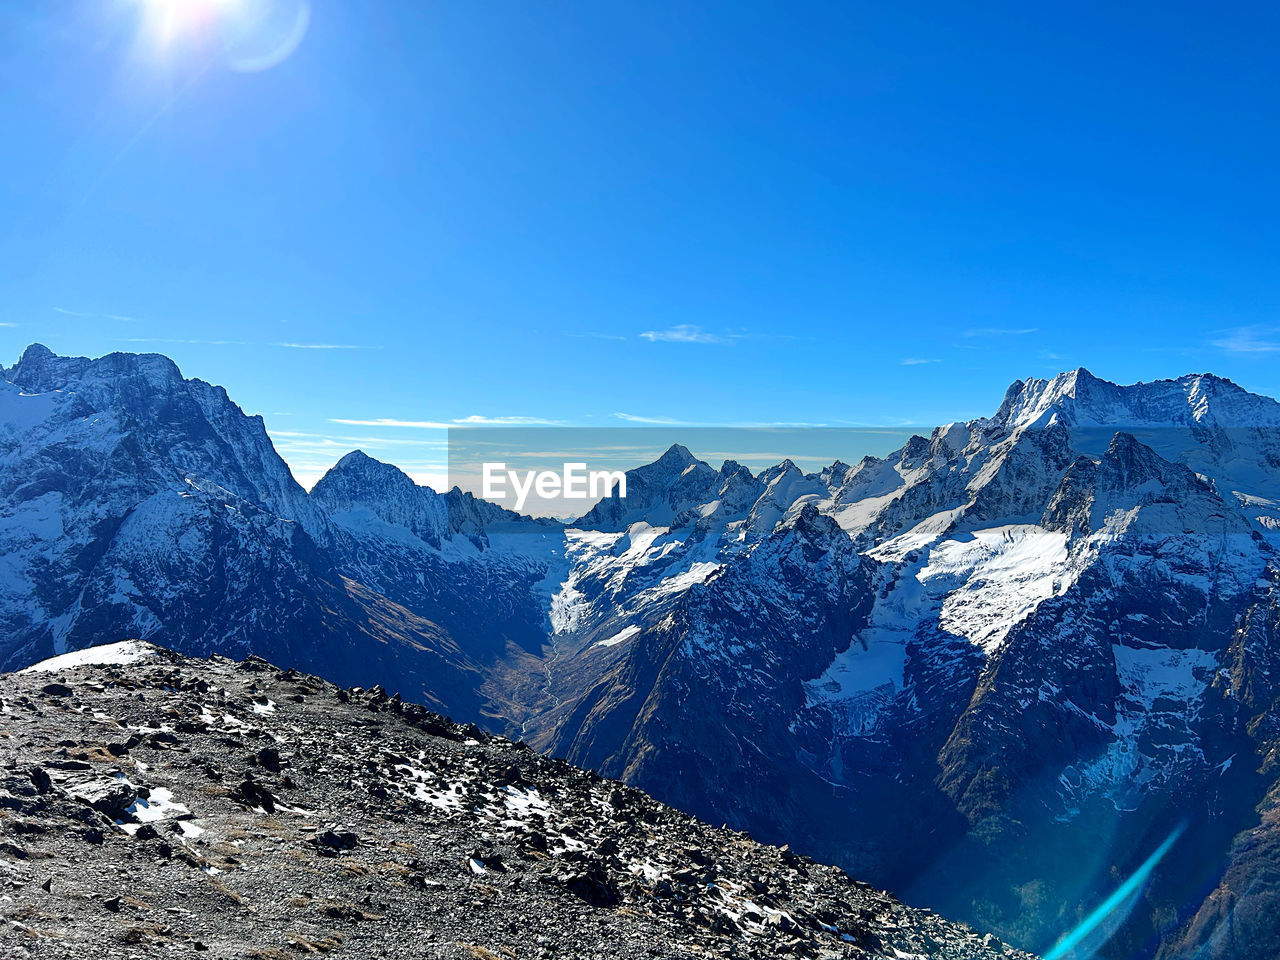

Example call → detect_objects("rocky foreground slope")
0 644 1025 960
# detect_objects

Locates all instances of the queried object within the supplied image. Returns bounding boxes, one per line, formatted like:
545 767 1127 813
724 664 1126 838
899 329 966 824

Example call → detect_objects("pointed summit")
758 459 802 486
656 443 696 466
332 449 381 471
312 450 447 548
19 343 54 363
573 442 717 530
6 343 66 390
314 449 418 498
719 459 754 482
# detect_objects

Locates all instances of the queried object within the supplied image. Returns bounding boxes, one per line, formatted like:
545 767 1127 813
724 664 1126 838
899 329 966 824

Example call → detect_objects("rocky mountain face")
3 347 1280 957
0 345 481 718
0 643 1027 960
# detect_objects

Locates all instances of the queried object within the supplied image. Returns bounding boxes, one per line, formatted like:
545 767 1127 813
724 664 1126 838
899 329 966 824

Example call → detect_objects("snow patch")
919 525 1071 653
21 640 157 674
594 625 641 649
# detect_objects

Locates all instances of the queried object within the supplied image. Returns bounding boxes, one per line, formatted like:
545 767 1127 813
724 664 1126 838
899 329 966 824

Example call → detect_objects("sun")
129 0 310 72
133 0 243 47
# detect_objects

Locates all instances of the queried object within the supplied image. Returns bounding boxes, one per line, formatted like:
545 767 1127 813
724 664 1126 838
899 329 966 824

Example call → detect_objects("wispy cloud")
1210 325 1280 354
274 342 380 350
963 327 1038 337
330 415 563 429
112 337 377 350
901 357 940 365
639 324 735 344
611 413 832 428
330 418 453 429
55 306 137 322
121 337 249 346
612 412 698 425
452 415 565 426
567 332 628 342
0 322 17 328
732 420 833 429
271 429 446 450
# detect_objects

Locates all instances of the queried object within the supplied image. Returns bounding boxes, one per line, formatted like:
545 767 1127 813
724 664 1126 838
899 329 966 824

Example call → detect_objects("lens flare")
1043 824 1187 960
224 0 310 73
135 0 240 45
130 0 310 72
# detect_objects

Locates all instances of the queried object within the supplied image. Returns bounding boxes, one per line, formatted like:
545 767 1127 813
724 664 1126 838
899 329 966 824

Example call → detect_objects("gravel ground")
0 644 1031 960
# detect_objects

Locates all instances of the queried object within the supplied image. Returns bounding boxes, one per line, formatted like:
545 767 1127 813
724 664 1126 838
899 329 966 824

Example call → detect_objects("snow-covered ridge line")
20 640 158 673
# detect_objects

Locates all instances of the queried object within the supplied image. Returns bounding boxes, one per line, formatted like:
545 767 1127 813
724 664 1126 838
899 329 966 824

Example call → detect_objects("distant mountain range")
3 342 1279 959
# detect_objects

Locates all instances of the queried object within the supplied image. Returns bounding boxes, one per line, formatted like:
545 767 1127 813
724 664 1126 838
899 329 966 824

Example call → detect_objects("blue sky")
1 0 1278 487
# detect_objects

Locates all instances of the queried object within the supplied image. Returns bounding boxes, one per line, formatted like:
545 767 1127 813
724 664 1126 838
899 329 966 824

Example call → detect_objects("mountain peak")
312 451 446 547
766 458 802 479
1104 429 1159 471
990 367 1280 434
333 449 381 470
315 450 416 495
6 344 189 398
657 443 696 466
1062 365 1099 384
19 342 54 363
5 342 72 390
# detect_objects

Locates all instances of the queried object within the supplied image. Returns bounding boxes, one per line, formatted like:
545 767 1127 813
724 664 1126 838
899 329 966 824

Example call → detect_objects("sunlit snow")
21 640 157 674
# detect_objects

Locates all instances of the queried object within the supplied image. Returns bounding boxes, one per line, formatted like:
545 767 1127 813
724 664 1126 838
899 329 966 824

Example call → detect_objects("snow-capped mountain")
2 346 1279 958
0 345 484 716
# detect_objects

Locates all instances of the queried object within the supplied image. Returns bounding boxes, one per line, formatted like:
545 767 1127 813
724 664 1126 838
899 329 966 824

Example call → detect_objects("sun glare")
130 0 310 71
136 0 241 45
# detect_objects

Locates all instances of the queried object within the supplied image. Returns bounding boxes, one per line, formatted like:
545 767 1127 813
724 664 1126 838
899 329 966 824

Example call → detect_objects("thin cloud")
330 415 563 428
121 337 249 346
0 322 16 328
612 413 831 428
274 342 380 350
114 337 374 350
54 307 136 322
452 415 565 426
1210 326 1280 354
272 438 445 454
331 418 453 429
901 357 940 365
613 412 698 425
567 332 627 342
730 420 833 429
639 324 735 344
963 327 1038 337
272 429 445 447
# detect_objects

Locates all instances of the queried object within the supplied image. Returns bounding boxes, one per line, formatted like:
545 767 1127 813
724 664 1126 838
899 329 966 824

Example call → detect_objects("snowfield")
21 640 159 673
